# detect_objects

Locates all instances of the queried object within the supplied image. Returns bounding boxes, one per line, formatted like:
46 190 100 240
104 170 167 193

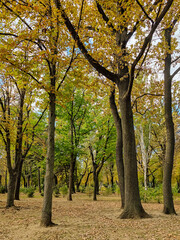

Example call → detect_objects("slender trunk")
85 171 92 188
22 174 27 188
72 160 76 193
163 27 176 215
15 160 23 200
68 101 75 200
54 174 58 186
93 164 98 201
109 88 125 208
38 168 41 193
5 170 8 192
119 93 149 218
41 90 56 226
68 143 74 200
139 126 148 190
110 166 114 193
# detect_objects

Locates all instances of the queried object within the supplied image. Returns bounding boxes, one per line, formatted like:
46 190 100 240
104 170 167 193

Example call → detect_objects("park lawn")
0 193 180 240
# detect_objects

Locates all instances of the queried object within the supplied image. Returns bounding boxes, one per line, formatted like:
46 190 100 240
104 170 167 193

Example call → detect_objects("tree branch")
124 0 174 98
95 0 117 34
54 0 118 83
170 67 180 80
135 0 154 25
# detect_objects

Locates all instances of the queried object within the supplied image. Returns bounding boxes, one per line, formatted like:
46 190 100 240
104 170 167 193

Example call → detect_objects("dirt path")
0 193 180 240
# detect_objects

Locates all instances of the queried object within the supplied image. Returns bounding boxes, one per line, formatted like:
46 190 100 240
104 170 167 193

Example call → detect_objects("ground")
0 193 180 240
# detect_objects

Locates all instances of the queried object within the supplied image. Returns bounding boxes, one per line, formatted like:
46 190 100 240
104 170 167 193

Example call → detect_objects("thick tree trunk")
109 88 125 208
6 172 17 207
163 27 176 215
41 91 56 226
118 94 149 218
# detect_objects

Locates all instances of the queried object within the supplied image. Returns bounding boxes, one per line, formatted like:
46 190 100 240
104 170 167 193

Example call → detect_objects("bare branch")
136 0 154 25
54 0 118 83
0 1 33 30
95 0 117 34
170 66 180 80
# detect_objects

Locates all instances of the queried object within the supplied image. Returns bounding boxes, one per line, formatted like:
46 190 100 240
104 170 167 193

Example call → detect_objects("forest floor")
0 193 180 240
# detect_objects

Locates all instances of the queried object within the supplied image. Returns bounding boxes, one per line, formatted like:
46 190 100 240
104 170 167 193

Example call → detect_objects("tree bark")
41 90 56 226
6 172 17 207
38 167 41 193
85 171 92 187
163 27 176 215
15 160 23 200
109 88 125 208
139 126 149 190
118 91 149 218
93 163 98 201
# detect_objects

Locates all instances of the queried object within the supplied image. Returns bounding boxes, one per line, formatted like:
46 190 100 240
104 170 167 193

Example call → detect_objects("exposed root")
163 207 177 215
119 207 151 219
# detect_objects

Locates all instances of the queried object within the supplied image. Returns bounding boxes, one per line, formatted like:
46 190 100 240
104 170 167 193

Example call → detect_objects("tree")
55 0 173 218
162 15 179 215
0 0 76 225
109 87 124 208
89 117 115 201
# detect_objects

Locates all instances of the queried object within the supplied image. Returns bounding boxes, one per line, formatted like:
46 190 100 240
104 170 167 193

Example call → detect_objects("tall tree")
109 87 124 208
163 15 179 214
55 0 173 218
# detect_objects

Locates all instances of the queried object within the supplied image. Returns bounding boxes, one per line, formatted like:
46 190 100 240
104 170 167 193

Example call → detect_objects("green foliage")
60 185 68 197
0 186 6 194
100 186 112 196
53 186 60 198
139 185 162 203
85 186 93 198
20 187 35 198
79 185 86 193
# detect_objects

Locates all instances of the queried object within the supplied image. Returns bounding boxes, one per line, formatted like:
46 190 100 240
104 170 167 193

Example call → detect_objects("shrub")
100 186 112 196
139 185 162 203
0 186 6 194
79 185 86 193
21 187 35 197
53 186 60 197
26 187 35 198
85 186 93 198
60 185 68 197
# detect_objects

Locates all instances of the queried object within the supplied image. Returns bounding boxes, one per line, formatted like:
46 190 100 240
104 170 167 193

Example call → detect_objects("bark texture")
163 27 176 215
118 90 149 219
109 88 125 208
41 91 56 226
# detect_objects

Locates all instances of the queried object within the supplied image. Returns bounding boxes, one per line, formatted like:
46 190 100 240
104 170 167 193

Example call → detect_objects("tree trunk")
5 170 8 192
118 93 149 218
139 126 149 190
163 27 176 215
85 171 92 188
109 88 125 208
68 101 75 200
68 152 76 200
6 172 17 207
38 167 41 193
41 90 56 226
93 165 98 201
15 160 23 200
